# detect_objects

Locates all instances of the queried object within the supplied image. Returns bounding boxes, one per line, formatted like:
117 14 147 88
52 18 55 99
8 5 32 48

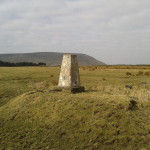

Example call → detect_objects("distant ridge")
0 52 106 66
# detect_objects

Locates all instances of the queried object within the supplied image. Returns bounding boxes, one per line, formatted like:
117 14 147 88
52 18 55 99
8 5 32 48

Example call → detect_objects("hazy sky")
0 0 150 64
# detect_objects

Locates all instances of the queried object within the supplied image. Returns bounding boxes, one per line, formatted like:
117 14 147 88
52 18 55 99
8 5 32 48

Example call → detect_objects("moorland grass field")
0 66 150 150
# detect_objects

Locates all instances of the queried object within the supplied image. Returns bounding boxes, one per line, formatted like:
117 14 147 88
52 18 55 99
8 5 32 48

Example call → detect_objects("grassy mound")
0 91 150 150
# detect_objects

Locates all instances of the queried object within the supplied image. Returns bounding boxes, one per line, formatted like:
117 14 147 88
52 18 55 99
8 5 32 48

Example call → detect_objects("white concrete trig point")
57 54 84 93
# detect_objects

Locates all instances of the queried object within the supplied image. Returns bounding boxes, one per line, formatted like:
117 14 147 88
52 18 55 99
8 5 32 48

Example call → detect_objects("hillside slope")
0 52 106 66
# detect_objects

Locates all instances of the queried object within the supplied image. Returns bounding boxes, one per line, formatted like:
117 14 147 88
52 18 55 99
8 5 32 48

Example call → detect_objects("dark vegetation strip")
0 60 46 67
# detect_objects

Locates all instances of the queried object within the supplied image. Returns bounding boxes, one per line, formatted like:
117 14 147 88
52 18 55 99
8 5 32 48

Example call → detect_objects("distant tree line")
0 60 46 67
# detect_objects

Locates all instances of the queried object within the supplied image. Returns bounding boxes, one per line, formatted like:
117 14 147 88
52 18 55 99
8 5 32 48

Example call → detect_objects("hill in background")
0 52 106 66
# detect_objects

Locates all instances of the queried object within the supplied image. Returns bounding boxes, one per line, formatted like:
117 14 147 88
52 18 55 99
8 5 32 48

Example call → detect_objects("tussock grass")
136 71 144 76
0 66 150 150
145 71 150 76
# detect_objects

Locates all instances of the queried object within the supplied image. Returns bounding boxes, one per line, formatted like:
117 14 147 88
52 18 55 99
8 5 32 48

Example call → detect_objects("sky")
0 0 150 64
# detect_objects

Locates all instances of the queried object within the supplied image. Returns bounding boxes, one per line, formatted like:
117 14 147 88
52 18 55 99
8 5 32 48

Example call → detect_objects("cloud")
0 0 150 64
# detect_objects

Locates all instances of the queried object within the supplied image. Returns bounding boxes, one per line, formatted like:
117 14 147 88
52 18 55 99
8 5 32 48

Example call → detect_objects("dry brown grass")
80 65 150 70
136 71 144 76
144 71 150 76
51 80 58 86
126 72 132 76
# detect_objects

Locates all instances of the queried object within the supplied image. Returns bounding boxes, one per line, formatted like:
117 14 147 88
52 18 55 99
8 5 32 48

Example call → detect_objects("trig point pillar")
57 54 85 93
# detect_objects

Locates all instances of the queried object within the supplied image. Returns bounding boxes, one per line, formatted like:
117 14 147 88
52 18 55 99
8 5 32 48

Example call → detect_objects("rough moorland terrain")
0 66 150 150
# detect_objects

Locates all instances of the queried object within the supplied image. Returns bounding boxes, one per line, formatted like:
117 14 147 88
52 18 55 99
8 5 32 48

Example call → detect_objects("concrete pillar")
57 54 84 93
